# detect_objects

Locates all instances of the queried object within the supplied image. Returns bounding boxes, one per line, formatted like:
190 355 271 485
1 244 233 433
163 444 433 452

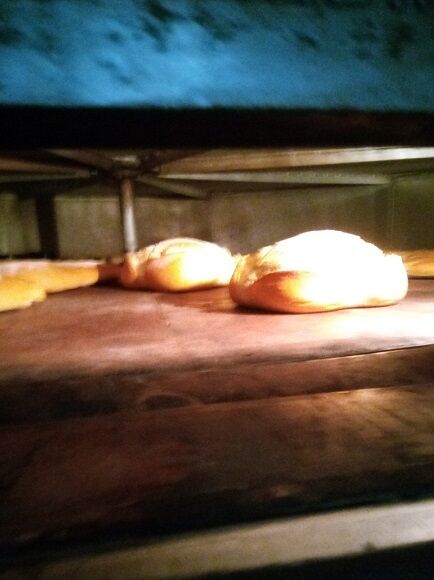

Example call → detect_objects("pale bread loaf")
229 230 408 313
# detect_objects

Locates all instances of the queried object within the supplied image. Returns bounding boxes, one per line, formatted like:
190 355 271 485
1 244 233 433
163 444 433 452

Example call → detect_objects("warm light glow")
230 230 409 313
290 255 408 308
330 311 434 342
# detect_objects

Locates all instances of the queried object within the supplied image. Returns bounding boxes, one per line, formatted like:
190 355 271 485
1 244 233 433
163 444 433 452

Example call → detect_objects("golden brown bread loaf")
396 250 434 278
0 276 46 312
9 264 100 293
119 238 238 292
0 260 118 312
0 240 236 311
229 230 408 313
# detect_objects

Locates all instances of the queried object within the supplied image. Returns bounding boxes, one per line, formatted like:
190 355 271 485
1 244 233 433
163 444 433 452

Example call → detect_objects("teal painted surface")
0 0 432 110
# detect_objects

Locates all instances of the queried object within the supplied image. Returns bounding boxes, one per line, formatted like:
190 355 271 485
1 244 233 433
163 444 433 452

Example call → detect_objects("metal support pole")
119 176 138 253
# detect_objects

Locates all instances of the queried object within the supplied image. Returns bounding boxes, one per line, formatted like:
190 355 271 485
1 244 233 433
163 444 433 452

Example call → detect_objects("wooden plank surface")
0 384 433 548
0 345 432 425
0 280 432 385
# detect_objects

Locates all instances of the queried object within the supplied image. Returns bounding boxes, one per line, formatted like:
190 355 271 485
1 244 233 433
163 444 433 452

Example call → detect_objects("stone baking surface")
0 280 432 385
0 279 432 555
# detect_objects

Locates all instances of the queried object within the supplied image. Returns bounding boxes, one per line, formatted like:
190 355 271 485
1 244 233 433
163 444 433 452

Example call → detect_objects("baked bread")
396 250 434 278
229 230 408 313
119 238 237 292
0 260 118 312
8 264 101 293
0 276 46 312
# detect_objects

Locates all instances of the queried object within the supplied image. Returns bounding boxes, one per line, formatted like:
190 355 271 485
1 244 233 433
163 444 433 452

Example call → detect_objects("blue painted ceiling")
0 0 432 110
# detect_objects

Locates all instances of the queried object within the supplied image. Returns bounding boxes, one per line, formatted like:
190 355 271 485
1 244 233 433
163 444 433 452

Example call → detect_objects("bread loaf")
396 250 434 278
9 264 101 293
0 260 118 312
0 276 46 312
229 230 408 313
119 238 237 292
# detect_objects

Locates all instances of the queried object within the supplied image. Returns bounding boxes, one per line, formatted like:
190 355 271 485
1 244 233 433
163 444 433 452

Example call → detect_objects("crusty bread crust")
0 260 117 313
11 264 100 293
229 230 408 313
396 250 434 278
0 276 46 312
119 238 237 292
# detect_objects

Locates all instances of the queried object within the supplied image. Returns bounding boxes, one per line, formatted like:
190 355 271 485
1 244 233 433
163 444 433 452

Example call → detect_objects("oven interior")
0 141 433 579
0 1 434 576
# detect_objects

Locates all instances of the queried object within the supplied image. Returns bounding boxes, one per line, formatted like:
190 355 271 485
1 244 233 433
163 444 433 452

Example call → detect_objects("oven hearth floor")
0 280 433 384
0 279 432 557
